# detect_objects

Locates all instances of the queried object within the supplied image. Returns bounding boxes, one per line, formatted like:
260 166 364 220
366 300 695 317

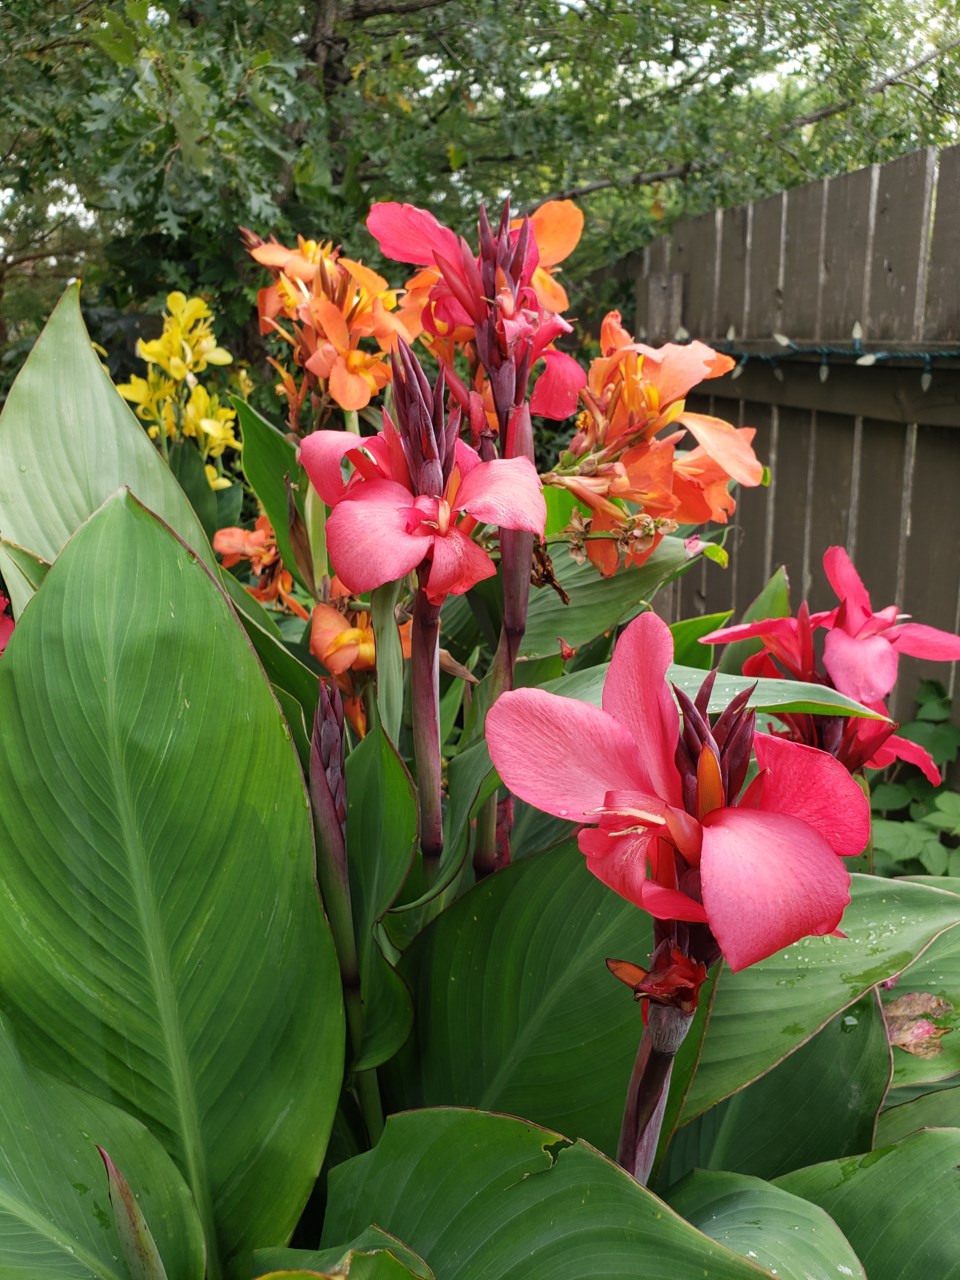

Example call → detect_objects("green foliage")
4 281 960 1276
869 680 960 876
3 0 959 364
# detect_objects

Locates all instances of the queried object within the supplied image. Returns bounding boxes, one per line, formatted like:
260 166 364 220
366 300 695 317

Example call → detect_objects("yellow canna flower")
205 464 232 491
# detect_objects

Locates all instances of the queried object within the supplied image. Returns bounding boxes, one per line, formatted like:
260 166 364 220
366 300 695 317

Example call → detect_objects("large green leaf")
777 1130 960 1279
383 850 960 1160
345 725 418 1070
321 1110 769 1278
681 877 960 1122
666 1170 865 1280
540 659 886 719
0 1013 205 1278
0 493 344 1277
660 990 891 1186
0 284 214 573
518 536 692 659
383 842 651 1155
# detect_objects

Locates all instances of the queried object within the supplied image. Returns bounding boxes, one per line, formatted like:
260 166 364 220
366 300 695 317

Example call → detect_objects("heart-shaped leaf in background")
0 492 344 1278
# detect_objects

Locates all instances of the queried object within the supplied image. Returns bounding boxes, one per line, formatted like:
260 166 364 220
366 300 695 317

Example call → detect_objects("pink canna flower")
299 349 546 605
366 199 586 430
821 546 960 704
0 592 13 656
486 611 870 972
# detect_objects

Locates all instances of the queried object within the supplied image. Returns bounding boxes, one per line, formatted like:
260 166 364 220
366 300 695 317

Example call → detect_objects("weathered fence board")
627 142 960 727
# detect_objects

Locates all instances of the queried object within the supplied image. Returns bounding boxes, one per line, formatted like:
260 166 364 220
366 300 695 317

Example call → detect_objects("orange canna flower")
544 312 765 577
514 199 584 312
213 514 310 620
242 228 416 426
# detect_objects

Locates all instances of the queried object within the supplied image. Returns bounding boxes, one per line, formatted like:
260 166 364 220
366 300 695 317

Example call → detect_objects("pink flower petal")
601 612 684 806
578 830 710 923
366 202 461 266
867 733 941 786
753 734 871 857
456 456 546 534
888 621 960 662
823 627 900 702
700 808 852 972
529 348 585 419
486 688 653 822
423 526 496 602
822 546 873 629
299 431 361 506
325 480 429 592
677 412 764 486
453 437 482 481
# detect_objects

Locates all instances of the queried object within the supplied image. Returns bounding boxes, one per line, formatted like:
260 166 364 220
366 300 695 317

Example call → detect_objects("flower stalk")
309 682 383 1144
411 577 444 881
617 1006 693 1184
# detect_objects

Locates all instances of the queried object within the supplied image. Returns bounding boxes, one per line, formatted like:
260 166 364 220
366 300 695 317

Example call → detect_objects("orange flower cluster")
544 312 765 576
242 230 419 430
213 515 309 619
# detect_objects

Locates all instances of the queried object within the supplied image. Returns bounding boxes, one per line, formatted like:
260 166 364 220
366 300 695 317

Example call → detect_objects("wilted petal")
888 621 960 661
300 431 361 506
601 612 684 805
677 412 764 486
423 526 496 601
823 627 899 702
700 808 851 972
530 348 586 419
487 688 651 822
366 202 462 266
325 480 429 592
456 456 546 533
754 734 871 857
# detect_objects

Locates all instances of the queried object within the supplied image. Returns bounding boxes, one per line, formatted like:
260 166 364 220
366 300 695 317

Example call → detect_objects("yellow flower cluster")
135 291 233 381
117 292 240 489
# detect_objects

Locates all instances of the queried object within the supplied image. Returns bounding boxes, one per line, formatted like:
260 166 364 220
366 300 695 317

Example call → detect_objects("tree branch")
343 0 456 18
538 36 960 204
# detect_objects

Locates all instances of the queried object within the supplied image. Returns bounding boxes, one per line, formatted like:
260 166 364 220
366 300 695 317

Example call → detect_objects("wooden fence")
622 143 960 723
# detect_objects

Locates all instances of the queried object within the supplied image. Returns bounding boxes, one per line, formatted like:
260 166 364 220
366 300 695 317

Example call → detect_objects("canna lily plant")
0 200 959 1280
